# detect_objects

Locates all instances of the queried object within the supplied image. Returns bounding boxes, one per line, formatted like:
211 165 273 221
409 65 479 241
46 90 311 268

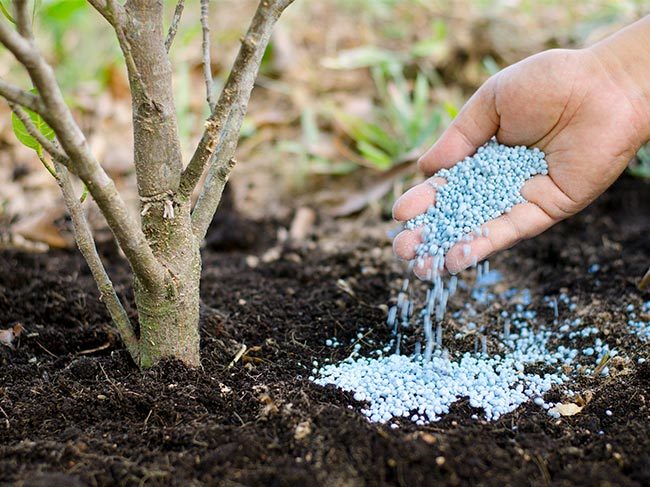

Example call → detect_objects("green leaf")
357 140 393 171
11 107 55 152
335 111 399 156
41 0 86 22
0 1 15 24
443 101 459 119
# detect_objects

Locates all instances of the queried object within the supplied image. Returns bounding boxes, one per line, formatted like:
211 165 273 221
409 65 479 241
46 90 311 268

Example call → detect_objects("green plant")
333 64 446 171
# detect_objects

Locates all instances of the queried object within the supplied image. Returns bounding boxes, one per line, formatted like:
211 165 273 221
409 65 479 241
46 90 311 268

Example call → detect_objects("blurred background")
0 0 648 251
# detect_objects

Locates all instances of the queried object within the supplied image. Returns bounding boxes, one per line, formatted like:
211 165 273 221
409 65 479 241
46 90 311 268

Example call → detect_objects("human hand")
393 18 650 278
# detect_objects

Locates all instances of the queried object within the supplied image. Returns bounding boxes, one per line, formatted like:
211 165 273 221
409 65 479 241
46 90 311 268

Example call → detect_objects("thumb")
419 76 500 176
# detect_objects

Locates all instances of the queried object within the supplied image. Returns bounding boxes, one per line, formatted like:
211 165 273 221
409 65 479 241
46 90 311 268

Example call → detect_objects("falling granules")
390 141 547 355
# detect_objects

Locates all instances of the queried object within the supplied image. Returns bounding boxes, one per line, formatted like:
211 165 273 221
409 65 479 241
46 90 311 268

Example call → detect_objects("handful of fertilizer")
406 140 548 276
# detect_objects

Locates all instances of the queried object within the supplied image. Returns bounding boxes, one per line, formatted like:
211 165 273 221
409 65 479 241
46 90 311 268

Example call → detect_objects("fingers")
413 256 435 280
393 227 424 261
393 229 445 281
392 177 446 222
445 202 555 274
418 77 500 176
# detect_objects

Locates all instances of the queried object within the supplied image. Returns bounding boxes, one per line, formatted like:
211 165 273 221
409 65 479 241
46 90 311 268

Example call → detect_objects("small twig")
36 341 57 357
9 103 68 163
227 343 247 369
233 410 246 426
14 0 33 39
0 78 43 112
142 408 153 434
532 454 552 485
143 408 153 426
165 0 185 52
200 0 215 111
98 362 124 401
78 341 112 355
0 404 9 429
593 351 611 377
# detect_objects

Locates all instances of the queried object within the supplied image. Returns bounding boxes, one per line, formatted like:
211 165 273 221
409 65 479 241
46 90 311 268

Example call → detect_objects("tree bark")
122 0 200 367
134 200 201 368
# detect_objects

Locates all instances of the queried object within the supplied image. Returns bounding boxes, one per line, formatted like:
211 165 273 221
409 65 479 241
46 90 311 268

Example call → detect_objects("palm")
495 49 640 212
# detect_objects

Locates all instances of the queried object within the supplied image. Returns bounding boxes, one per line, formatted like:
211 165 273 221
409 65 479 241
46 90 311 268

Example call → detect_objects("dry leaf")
549 403 583 417
12 207 70 249
0 323 24 349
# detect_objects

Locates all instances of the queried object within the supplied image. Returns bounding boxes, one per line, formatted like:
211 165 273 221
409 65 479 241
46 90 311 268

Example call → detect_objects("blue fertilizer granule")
626 301 650 341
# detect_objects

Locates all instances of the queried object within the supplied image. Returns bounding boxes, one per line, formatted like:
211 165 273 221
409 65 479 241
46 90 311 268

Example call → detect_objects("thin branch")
11 101 140 357
13 0 32 39
55 162 140 359
200 0 215 111
0 78 43 112
191 156 236 237
179 0 294 204
87 0 150 101
191 113 240 240
0 18 167 291
165 0 185 52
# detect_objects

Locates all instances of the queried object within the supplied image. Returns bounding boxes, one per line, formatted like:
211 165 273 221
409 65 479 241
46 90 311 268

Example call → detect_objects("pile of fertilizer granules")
310 140 627 426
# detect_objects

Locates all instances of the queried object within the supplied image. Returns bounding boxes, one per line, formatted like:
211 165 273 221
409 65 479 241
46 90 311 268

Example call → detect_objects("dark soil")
1 176 649 487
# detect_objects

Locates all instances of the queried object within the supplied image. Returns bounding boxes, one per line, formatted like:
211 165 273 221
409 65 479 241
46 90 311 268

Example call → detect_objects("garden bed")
0 175 648 486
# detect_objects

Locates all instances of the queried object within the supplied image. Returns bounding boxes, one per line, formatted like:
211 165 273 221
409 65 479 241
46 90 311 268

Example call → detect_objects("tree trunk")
135 199 201 368
120 1 200 368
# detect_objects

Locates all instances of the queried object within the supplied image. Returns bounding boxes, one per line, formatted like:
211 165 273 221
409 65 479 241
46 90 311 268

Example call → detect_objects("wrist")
588 15 650 144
